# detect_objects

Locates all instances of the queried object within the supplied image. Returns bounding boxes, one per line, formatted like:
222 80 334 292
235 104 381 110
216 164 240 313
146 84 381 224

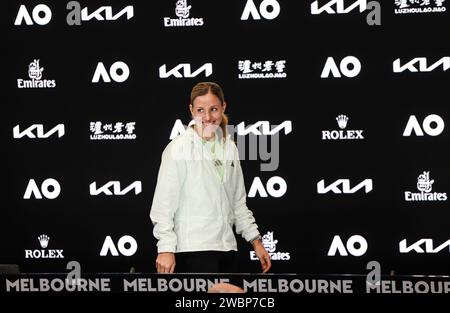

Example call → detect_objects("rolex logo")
336 114 349 129
24 234 64 259
38 234 50 248
322 114 364 140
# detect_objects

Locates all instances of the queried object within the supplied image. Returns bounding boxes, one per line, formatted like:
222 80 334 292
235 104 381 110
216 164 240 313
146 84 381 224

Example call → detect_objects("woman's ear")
222 102 227 112
189 104 193 115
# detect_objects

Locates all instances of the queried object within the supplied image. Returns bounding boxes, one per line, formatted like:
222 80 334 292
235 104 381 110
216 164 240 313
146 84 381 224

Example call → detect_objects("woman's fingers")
156 253 176 273
260 253 272 273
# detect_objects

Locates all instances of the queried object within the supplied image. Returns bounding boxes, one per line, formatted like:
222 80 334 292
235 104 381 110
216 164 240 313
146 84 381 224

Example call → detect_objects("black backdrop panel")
3 0 449 275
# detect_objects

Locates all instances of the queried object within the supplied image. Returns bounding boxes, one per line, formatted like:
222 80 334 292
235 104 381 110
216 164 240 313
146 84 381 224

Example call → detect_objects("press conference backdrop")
3 0 449 275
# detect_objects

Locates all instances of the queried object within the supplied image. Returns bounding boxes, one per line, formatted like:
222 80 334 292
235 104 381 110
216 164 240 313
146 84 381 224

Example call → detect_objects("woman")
150 82 271 274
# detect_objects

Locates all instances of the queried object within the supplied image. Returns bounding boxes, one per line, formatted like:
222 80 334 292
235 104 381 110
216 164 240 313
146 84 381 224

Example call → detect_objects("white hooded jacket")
150 127 260 253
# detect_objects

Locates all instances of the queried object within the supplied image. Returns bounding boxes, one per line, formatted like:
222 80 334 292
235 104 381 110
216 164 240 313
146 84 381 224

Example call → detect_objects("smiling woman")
149 82 271 274
188 82 229 141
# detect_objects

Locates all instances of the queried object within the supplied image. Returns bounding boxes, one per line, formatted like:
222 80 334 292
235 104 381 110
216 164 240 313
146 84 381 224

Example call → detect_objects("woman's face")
190 92 226 138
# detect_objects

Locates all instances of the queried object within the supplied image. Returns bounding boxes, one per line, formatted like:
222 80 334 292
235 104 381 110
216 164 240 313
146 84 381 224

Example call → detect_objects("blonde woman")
150 82 271 274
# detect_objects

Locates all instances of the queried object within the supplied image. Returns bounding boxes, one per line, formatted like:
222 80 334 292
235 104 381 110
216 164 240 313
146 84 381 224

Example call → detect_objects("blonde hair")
190 82 228 138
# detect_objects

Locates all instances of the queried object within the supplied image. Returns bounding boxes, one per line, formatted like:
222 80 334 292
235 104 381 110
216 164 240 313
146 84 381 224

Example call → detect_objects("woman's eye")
197 109 203 113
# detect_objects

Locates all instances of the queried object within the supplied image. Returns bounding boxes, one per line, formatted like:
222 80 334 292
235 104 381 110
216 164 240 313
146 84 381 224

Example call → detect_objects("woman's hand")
252 240 272 273
155 252 176 273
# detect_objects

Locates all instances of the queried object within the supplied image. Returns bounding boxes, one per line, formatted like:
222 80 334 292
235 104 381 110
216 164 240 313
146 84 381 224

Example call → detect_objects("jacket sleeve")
232 148 261 242
150 143 185 253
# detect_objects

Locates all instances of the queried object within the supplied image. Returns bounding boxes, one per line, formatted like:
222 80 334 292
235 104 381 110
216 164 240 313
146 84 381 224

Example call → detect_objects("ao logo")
403 114 444 137
92 61 129 83
327 235 368 256
14 3 133 26
241 0 280 20
248 176 287 198
321 56 361 78
14 4 52 25
24 178 61 199
100 235 137 256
